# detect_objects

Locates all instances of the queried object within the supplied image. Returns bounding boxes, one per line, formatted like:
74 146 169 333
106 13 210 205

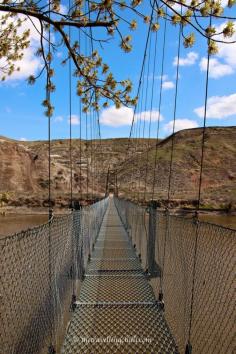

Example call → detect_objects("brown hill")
0 137 156 210
117 127 236 210
0 127 235 211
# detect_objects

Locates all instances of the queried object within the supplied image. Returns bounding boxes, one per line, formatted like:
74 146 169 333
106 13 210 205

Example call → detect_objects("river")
0 212 235 239
0 214 48 238
199 214 236 230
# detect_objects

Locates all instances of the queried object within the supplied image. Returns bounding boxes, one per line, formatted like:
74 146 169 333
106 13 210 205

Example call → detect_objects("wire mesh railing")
115 198 149 270
114 197 236 354
0 198 108 354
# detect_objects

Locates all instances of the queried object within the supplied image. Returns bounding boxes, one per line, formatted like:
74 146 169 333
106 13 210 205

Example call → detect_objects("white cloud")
100 106 164 127
54 115 63 122
164 119 199 134
171 0 227 14
135 110 164 122
170 0 192 14
220 0 230 7
200 57 234 78
174 51 199 66
59 4 68 15
1 50 43 81
20 137 27 141
100 106 133 127
0 15 43 81
200 21 236 79
18 16 41 43
162 81 175 90
144 74 160 81
215 22 236 67
155 75 175 90
194 93 236 119
68 115 80 125
158 74 168 81
149 74 175 90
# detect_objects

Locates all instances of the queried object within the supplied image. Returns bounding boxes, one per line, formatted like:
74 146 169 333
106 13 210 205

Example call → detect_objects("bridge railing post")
147 201 158 276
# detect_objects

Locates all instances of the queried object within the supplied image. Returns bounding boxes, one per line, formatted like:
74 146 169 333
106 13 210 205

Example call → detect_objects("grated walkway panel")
95 240 131 248
62 197 178 353
87 258 142 273
78 275 155 303
93 248 135 259
62 306 177 354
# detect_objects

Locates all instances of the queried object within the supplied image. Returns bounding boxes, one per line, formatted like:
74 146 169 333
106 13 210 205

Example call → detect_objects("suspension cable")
69 2 73 209
127 4 155 148
134 32 152 201
143 28 158 202
84 22 89 202
95 108 102 197
136 60 147 202
89 104 94 200
47 19 52 221
197 58 211 209
46 1 55 352
79 32 82 200
88 1 94 202
136 30 153 202
86 110 89 200
186 14 212 353
92 108 97 200
68 0 77 314
128 16 154 199
151 13 167 201
134 94 143 202
160 12 182 300
166 25 182 205
116 5 154 200
141 32 152 200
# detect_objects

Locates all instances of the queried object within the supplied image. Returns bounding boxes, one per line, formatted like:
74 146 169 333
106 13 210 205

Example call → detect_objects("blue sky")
0 2 236 141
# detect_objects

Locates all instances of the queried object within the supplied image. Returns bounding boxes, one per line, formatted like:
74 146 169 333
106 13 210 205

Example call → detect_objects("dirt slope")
117 127 236 210
0 127 235 211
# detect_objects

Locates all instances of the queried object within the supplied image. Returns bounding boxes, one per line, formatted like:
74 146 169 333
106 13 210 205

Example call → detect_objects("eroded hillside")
117 127 236 210
0 127 235 211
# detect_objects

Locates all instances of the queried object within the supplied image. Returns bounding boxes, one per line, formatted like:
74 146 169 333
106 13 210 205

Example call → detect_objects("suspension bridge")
1 1 236 353
1 193 235 354
1 30 236 354
1 27 236 354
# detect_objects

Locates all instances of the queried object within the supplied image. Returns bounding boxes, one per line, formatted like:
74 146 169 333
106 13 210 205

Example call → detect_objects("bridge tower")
105 167 118 197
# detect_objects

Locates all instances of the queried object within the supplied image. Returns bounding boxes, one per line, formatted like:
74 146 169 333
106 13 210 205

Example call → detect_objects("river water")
0 213 235 239
0 214 48 238
199 214 236 230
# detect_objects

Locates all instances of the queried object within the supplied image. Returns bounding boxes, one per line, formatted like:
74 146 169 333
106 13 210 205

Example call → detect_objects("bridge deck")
62 198 178 353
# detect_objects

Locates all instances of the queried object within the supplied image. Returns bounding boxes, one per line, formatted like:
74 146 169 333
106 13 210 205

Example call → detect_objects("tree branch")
0 4 114 28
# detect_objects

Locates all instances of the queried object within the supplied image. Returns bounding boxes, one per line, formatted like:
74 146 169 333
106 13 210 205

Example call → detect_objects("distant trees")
0 0 235 114
0 192 12 214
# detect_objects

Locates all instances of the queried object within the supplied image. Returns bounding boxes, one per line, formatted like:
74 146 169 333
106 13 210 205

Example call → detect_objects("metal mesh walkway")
62 198 178 353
